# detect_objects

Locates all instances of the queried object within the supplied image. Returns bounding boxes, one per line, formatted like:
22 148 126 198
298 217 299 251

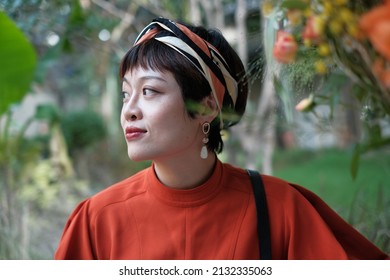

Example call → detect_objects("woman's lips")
125 126 147 141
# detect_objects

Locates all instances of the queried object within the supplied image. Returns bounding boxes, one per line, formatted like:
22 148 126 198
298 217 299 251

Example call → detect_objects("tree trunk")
198 0 225 29
190 0 202 25
226 7 278 175
235 0 247 68
214 0 225 29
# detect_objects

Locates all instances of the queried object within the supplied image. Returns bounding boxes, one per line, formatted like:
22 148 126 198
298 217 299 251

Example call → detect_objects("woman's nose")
123 96 142 121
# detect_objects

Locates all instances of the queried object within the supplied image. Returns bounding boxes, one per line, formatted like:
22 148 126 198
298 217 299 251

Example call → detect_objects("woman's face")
120 66 203 162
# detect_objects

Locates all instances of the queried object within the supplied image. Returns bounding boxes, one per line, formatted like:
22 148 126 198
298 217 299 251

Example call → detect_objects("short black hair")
119 23 248 154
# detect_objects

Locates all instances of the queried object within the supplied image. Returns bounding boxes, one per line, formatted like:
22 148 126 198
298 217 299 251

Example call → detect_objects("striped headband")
134 17 238 128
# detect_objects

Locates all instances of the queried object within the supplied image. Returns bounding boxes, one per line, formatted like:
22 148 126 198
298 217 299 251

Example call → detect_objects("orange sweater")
55 160 388 259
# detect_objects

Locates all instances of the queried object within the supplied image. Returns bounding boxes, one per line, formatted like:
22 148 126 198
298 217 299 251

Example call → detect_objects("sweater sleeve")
54 199 96 260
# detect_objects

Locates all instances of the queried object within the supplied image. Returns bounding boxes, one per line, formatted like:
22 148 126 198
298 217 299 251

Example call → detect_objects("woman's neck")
153 152 217 190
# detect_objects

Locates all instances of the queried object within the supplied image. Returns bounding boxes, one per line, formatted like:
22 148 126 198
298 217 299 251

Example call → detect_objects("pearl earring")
200 122 210 159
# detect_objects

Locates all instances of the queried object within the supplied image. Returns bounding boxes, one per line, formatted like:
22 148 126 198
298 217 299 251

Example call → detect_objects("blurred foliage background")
0 0 389 259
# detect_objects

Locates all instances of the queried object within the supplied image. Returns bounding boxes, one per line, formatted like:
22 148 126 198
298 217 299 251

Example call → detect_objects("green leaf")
350 144 361 180
273 75 283 92
0 11 37 116
35 104 60 125
280 0 309 10
68 0 86 28
273 75 295 123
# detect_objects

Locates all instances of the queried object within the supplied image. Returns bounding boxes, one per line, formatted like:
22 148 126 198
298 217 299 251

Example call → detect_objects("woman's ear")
197 94 219 123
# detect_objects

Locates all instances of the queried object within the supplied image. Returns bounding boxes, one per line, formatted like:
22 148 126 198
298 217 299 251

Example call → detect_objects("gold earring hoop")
200 122 210 159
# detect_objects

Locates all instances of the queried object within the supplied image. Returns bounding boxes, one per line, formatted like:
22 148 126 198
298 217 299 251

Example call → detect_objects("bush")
61 110 106 153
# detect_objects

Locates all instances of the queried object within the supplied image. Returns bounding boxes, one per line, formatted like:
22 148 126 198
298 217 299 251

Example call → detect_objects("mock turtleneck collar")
147 159 224 207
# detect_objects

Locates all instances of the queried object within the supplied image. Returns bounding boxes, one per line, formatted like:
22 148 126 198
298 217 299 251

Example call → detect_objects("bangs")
119 38 211 105
120 40 188 78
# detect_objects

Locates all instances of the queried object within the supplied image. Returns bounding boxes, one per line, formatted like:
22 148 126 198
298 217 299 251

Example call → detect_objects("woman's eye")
143 88 157 96
121 91 130 102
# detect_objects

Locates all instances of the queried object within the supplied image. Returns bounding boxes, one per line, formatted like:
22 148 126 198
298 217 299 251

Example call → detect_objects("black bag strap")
247 169 272 260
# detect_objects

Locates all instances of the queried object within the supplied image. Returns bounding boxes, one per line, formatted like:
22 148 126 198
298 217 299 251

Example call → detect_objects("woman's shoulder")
222 162 312 203
222 162 297 191
261 174 301 195
80 167 151 215
250 171 323 209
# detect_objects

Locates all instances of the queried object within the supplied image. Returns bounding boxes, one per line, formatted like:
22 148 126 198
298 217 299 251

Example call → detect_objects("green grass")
273 148 390 214
273 148 390 253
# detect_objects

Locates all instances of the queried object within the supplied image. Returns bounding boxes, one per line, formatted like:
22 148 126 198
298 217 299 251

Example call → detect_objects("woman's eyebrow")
139 75 168 83
122 75 168 84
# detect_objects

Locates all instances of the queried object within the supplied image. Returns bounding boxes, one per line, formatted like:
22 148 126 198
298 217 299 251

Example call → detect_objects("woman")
55 17 389 260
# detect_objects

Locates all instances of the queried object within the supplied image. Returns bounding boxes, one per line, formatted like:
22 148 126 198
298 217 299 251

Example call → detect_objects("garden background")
0 0 389 259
